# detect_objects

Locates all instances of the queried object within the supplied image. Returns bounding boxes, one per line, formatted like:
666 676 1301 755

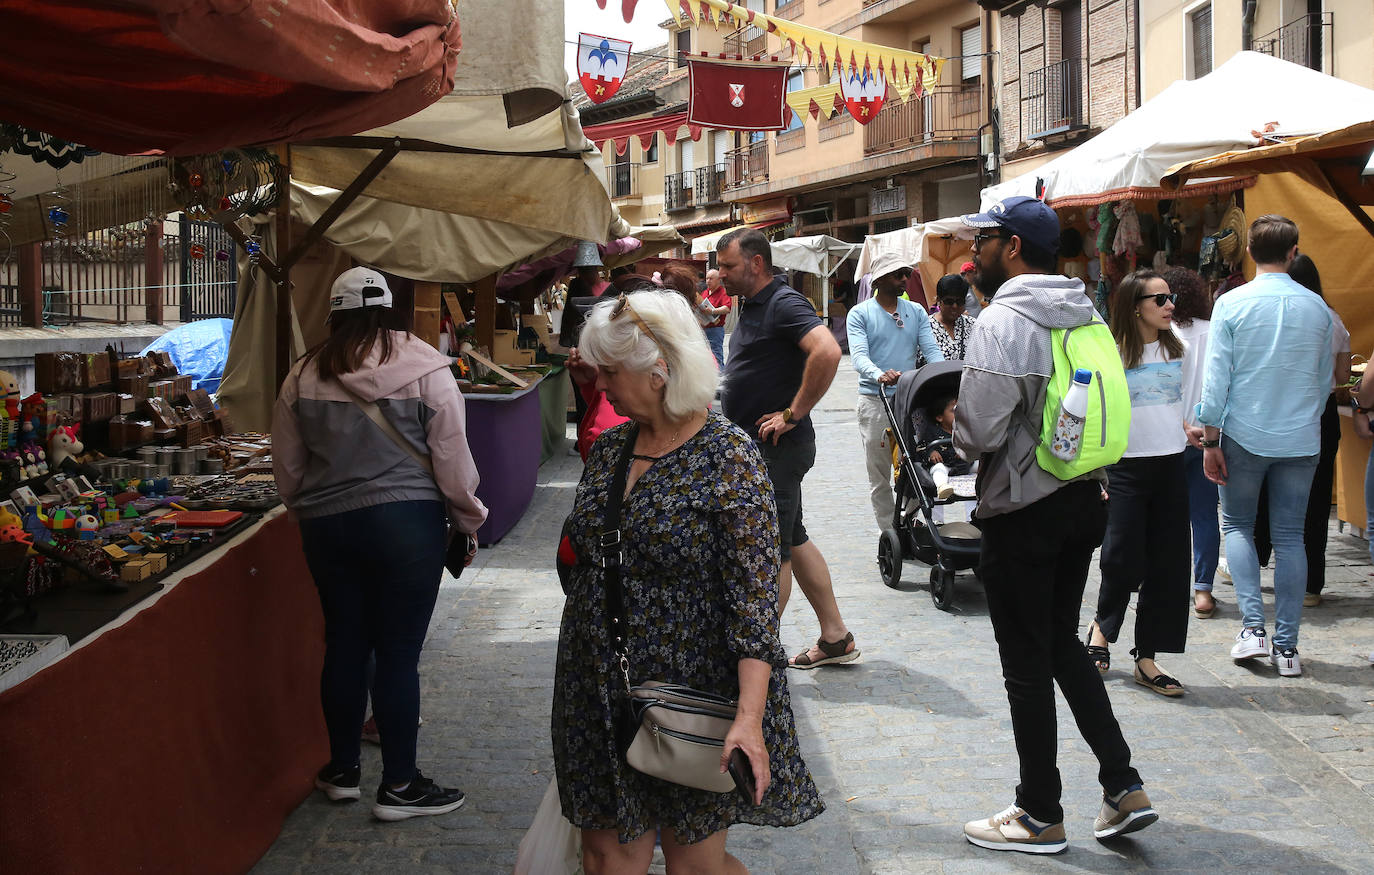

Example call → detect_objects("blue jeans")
1183 446 1220 591
704 325 726 367
299 500 447 784
1218 438 1318 651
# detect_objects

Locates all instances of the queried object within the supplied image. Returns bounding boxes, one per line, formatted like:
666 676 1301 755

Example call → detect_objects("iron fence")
1254 13 1331 73
726 142 769 188
176 215 237 322
607 162 641 199
665 170 696 211
863 85 985 156
1023 58 1085 141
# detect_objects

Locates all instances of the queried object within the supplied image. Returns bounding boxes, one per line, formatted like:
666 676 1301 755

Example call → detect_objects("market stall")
856 219 974 308
690 229 860 312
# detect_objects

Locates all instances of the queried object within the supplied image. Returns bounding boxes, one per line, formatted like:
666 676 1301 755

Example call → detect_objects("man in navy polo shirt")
716 228 861 669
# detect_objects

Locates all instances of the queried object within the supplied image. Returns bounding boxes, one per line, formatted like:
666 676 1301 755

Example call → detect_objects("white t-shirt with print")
1123 339 1189 458
1174 319 1209 426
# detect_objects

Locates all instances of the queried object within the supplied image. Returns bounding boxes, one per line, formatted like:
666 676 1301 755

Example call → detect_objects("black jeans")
299 500 447 785
1095 453 1191 659
980 481 1141 823
1254 394 1340 593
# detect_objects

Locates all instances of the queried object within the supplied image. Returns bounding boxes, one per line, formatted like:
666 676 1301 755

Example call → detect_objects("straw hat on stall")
1217 201 1247 266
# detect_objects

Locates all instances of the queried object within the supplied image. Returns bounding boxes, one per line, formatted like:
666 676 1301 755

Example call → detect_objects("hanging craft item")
667 0 942 103
167 148 280 221
686 59 789 131
840 65 887 125
0 124 100 170
577 33 632 105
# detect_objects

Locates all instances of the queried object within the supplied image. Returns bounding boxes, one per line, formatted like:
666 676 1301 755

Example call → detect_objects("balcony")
864 84 985 156
725 142 769 188
665 171 695 211
606 162 641 200
1023 58 1086 141
1254 13 1331 74
723 27 768 58
695 163 727 204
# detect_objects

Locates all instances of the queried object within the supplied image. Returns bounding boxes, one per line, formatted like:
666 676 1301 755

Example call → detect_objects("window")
1187 3 1213 79
785 70 805 131
644 133 658 163
676 28 692 64
679 138 694 172
712 130 729 166
959 25 981 81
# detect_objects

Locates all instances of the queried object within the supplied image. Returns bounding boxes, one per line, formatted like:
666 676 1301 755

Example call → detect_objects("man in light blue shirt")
848 253 944 532
1195 214 1332 678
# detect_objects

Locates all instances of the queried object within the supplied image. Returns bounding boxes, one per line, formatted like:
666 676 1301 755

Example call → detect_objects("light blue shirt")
1194 271 1333 457
847 297 944 396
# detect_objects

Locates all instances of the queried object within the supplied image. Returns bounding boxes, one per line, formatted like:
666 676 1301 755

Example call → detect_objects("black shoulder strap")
601 423 639 689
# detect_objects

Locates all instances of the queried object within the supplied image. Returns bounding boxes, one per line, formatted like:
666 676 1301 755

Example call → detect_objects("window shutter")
961 25 982 81
1191 6 1213 77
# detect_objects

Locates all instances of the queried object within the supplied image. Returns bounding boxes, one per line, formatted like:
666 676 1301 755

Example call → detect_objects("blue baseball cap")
961 196 1061 256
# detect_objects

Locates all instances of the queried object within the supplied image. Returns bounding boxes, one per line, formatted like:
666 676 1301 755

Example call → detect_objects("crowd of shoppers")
278 194 1365 871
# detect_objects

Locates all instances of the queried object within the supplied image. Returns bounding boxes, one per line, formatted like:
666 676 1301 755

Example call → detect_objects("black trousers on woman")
1254 394 1340 593
1096 453 1191 659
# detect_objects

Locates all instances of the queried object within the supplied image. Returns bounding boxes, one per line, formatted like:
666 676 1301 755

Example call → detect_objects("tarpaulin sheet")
0 0 461 156
140 318 234 395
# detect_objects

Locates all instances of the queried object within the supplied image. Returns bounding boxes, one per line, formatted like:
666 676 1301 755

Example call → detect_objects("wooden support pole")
274 145 293 391
144 221 164 325
17 242 43 328
474 274 498 358
413 281 443 350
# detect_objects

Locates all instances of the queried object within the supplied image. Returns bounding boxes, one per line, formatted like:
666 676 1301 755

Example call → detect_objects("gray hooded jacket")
954 273 1107 518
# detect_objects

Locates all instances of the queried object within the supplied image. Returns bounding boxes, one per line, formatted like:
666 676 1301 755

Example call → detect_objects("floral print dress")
553 412 824 844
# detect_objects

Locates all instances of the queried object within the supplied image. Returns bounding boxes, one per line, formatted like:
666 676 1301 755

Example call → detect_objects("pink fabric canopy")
0 0 460 156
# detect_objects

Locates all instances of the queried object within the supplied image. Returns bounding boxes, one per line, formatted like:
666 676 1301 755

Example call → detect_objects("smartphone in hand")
727 748 757 806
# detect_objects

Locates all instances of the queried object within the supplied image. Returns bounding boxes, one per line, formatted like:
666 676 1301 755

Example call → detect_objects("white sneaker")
1217 559 1232 584
1230 627 1269 661
1271 646 1302 677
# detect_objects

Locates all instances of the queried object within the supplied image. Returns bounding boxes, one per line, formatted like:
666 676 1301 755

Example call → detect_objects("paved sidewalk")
256 360 1374 874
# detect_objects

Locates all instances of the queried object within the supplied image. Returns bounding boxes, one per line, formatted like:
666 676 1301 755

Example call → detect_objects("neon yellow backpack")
1035 321 1131 479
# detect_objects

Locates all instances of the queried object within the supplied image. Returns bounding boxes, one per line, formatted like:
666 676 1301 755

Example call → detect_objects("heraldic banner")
686 59 788 131
578 32 631 104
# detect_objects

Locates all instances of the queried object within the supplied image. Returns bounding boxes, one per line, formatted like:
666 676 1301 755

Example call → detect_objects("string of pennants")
664 0 945 102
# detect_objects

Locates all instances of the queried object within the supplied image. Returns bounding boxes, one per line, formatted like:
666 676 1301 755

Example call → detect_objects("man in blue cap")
953 196 1157 854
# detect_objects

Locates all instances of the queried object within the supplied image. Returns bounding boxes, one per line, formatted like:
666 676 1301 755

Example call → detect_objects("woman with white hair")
553 290 823 873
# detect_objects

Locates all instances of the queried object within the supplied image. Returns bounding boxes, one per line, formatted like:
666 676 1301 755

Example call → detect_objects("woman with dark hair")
929 274 977 360
1252 254 1350 605
273 267 488 820
1163 266 1221 619
1086 269 1193 697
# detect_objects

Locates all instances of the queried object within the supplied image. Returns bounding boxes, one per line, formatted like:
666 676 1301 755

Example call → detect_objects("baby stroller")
876 361 981 610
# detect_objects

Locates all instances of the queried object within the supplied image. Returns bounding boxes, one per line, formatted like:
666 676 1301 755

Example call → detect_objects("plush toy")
33 446 48 476
49 426 83 470
76 514 100 540
19 393 44 443
21 450 39 479
0 369 20 419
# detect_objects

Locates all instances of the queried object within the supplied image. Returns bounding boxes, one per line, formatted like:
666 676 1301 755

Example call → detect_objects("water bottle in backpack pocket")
1035 321 1131 480
1050 368 1094 461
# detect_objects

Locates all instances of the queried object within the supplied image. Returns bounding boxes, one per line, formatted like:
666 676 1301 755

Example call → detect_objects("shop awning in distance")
0 0 461 156
584 112 705 156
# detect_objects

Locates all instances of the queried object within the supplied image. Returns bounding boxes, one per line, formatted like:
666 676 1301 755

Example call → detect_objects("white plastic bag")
513 778 583 875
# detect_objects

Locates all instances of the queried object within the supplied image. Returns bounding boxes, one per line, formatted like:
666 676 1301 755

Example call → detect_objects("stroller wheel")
878 530 903 589
929 564 956 611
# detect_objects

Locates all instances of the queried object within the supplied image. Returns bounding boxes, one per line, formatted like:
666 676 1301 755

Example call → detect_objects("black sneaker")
372 771 466 821
315 763 361 802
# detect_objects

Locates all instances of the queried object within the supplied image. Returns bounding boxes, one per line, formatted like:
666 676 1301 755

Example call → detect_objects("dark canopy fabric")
0 0 460 156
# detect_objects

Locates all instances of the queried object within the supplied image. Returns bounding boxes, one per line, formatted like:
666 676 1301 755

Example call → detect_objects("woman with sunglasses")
1085 269 1194 697
554 290 822 873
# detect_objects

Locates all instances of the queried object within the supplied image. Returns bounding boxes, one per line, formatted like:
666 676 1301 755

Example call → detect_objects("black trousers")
1255 394 1340 593
980 481 1142 824
1095 453 1191 658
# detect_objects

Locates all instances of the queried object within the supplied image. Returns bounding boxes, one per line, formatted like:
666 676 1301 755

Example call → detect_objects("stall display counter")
465 373 546 545
0 508 326 873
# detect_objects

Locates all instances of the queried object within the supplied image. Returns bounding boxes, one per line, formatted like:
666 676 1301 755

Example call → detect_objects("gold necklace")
639 424 683 458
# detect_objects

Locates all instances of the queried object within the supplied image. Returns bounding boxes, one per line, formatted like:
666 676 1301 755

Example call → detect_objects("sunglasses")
1136 292 1178 307
889 310 905 329
972 231 1011 250
610 293 663 346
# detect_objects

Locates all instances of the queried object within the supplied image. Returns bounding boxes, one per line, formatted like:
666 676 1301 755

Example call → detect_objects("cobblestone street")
256 360 1374 874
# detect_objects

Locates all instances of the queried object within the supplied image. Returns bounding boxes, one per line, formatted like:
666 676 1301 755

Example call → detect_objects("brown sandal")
789 632 860 669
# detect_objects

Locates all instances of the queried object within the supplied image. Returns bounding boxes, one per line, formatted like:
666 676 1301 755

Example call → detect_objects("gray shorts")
756 438 816 561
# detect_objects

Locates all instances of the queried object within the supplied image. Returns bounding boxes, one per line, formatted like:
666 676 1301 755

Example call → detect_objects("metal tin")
136 447 159 463
156 447 177 466
201 458 224 474
152 463 172 478
173 449 197 475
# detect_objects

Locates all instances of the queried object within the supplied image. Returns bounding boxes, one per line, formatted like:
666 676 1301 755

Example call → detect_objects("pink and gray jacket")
272 331 488 534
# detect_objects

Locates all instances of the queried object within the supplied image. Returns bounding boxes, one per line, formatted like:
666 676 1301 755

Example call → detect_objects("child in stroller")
877 361 981 609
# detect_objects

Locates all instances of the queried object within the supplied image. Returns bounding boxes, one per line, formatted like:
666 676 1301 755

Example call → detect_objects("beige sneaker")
1093 784 1158 839
964 805 1067 854
1303 592 1322 607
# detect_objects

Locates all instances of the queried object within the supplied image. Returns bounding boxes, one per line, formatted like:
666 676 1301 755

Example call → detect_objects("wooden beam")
17 242 43 327
278 139 401 273
1317 162 1374 240
413 281 442 350
215 216 284 285
474 274 498 360
275 145 294 391
144 222 163 325
464 347 529 389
